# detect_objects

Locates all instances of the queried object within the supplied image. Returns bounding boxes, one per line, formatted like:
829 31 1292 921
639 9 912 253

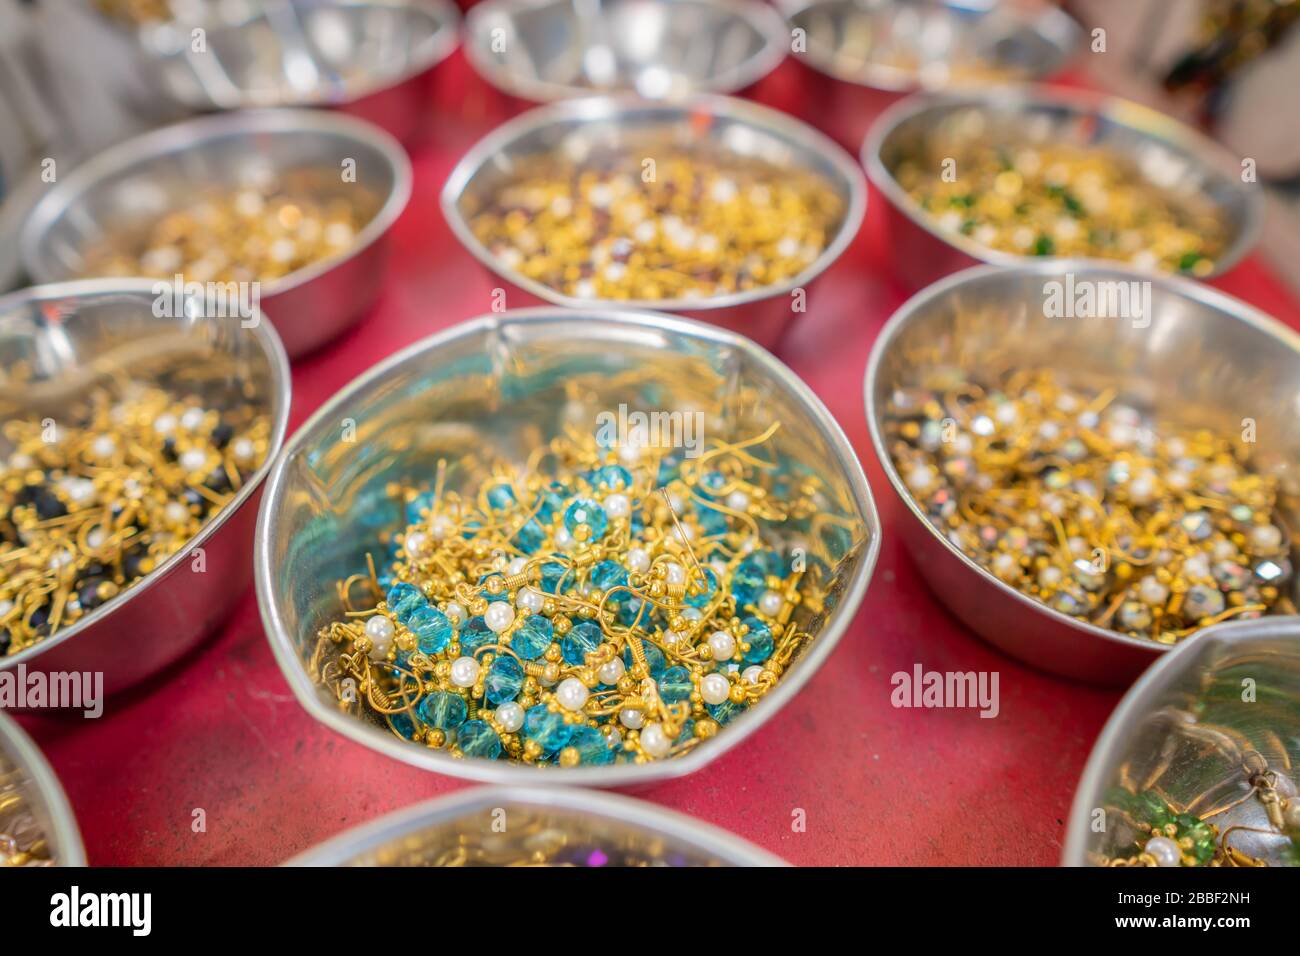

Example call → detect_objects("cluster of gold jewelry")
0 386 270 656
464 141 845 301
885 370 1292 643
894 132 1228 274
315 425 850 767
1 762 53 866
80 175 375 286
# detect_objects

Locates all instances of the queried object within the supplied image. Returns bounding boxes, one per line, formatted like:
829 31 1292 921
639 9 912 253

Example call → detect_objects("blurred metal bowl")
0 280 290 697
865 262 1300 685
781 0 1080 150
0 711 85 865
288 784 785 864
441 94 866 350
464 0 788 105
1064 617 1300 866
120 0 460 143
257 307 879 786
864 87 1263 291
20 109 411 359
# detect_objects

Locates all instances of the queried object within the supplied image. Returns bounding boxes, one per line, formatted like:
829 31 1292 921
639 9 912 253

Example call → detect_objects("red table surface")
14 54 1300 867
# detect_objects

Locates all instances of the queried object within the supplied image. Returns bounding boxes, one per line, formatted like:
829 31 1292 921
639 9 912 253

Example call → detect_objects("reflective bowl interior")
872 93 1259 275
0 714 83 866
868 264 1300 617
788 0 1078 90
263 311 874 778
22 114 399 287
468 0 782 99
1067 619 1300 866
138 0 458 107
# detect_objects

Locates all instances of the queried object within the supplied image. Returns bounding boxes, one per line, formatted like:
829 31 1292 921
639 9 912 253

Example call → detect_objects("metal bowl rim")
778 0 1081 93
462 0 790 103
20 108 414 301
0 278 292 674
863 259 1300 661
104 0 462 109
861 85 1265 280
256 305 881 786
0 709 88 865
285 783 788 865
1061 614 1300 865
440 92 868 314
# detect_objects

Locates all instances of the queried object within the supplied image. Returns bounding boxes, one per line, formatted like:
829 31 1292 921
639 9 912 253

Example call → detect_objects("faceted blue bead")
695 501 729 537
388 710 418 740
561 620 602 666
514 519 546 554
657 455 681 484
564 497 609 539
457 719 502 760
486 484 517 510
524 705 574 755
567 725 615 765
618 595 651 627
405 491 435 525
484 655 524 705
741 617 774 664
590 559 628 593
658 665 693 704
461 519 483 541
701 471 727 494
407 605 453 654
590 464 633 491
733 550 782 608
820 522 853 560
539 560 573 595
624 640 666 680
685 566 719 608
534 482 568 523
674 719 696 745
511 614 553 660
417 691 467 730
386 582 424 624
459 616 495 654
707 698 747 725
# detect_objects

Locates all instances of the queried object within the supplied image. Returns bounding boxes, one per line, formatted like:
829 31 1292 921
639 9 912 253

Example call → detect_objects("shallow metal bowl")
20 109 411 359
0 711 85 865
122 0 460 142
288 784 785 864
1064 617 1300 866
0 280 290 697
865 262 1300 685
257 307 879 786
464 0 788 103
864 87 1263 290
441 94 867 350
780 0 1080 150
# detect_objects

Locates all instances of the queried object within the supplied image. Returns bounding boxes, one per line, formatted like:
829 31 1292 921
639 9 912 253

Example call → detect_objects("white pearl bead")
597 656 625 685
708 630 736 661
232 438 255 461
516 586 545 612
725 490 749 512
554 528 574 548
484 602 515 633
165 502 189 523
1251 524 1283 552
742 665 763 684
428 516 453 540
640 722 671 758
626 547 650 573
153 413 177 434
179 448 207 472
180 407 205 431
662 630 682 646
758 590 784 616
450 656 480 687
700 673 730 705
495 701 524 733
619 707 644 729
1144 835 1182 867
1138 576 1169 606
405 531 428 556
507 557 528 575
680 607 702 624
444 601 467 625
618 444 640 464
665 562 686 585
91 435 117 458
604 493 631 518
366 616 394 660
556 677 589 711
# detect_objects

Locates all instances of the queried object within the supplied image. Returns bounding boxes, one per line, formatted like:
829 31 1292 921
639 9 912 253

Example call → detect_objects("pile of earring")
885 370 1293 644
316 424 847 767
0 386 270 655
0 768 54 866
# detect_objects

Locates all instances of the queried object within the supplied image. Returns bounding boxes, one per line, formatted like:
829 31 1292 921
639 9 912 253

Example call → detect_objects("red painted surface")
15 54 1300 867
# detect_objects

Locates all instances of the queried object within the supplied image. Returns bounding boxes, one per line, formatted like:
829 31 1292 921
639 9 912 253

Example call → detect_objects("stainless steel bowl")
865 261 1300 685
0 710 86 865
1064 616 1300 866
121 0 460 143
864 87 1264 291
20 109 411 359
257 307 879 786
464 0 788 103
441 94 867 351
781 0 1081 150
288 784 785 865
0 280 290 697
